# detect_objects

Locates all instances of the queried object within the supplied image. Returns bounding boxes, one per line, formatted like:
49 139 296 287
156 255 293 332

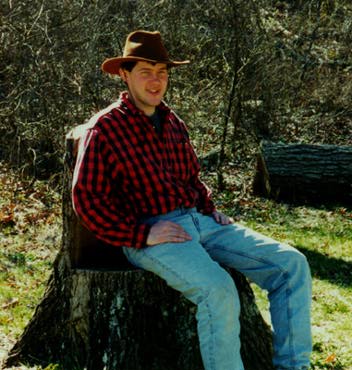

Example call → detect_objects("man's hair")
120 61 137 72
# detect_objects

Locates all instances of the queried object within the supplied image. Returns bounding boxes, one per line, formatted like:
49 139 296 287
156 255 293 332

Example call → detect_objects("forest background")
1 0 352 369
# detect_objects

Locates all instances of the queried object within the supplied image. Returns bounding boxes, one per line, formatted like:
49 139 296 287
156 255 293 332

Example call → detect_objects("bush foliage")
1 0 351 180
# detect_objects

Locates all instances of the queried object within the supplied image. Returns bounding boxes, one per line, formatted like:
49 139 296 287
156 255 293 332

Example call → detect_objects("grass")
0 163 61 368
1 163 352 369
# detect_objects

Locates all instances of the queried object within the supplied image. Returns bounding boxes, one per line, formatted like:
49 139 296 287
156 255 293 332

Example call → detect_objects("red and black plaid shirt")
72 92 215 248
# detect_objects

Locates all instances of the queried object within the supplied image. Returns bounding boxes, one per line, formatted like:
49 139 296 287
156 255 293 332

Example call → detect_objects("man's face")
120 61 169 116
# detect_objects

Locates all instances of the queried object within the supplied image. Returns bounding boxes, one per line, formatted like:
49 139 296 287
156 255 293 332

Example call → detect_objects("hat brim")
101 56 190 75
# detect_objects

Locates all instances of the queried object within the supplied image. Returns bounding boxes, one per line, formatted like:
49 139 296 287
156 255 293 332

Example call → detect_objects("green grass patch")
0 164 61 367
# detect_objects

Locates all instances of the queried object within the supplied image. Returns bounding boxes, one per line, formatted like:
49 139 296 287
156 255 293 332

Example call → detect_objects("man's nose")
149 73 161 82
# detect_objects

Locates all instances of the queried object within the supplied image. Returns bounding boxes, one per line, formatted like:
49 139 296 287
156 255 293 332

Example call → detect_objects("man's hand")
212 210 234 225
146 220 192 246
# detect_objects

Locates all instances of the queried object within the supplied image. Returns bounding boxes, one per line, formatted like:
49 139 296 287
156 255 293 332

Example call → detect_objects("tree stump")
4 127 274 370
253 140 352 205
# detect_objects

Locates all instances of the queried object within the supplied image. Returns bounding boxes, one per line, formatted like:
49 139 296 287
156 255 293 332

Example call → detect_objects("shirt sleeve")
72 128 150 248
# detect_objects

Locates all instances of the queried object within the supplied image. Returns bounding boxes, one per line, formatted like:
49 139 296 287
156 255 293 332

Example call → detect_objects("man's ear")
119 69 127 82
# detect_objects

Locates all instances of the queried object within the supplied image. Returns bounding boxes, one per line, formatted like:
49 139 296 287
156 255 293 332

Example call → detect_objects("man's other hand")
212 211 234 225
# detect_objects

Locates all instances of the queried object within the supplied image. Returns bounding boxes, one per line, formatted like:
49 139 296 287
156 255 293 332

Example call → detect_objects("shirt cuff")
198 199 216 215
131 223 151 249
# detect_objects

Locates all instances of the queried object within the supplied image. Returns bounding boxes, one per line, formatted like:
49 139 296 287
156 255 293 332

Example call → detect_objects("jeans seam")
284 271 295 366
191 213 201 233
205 300 216 370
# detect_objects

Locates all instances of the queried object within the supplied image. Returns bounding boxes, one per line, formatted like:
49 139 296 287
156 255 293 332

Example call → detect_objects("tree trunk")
253 140 352 205
4 130 274 370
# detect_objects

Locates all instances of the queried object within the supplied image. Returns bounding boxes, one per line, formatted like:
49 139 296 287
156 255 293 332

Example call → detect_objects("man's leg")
123 208 244 370
197 212 312 370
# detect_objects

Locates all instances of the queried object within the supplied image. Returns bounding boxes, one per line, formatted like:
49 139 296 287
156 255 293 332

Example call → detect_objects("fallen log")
253 141 352 205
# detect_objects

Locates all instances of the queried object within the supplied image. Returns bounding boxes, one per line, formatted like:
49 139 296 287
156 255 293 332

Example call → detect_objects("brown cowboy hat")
101 30 190 75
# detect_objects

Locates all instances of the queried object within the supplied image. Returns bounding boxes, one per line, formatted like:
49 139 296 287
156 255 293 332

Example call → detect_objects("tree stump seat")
64 265 204 370
64 217 273 370
3 127 274 370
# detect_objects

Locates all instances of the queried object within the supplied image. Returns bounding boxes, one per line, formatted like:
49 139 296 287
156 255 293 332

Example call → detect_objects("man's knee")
204 268 239 305
283 246 311 284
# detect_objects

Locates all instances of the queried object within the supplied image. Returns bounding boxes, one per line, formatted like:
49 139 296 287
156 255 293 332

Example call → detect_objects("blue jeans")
123 207 312 370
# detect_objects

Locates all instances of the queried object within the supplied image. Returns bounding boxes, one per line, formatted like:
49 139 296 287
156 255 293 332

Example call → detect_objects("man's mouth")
148 89 160 95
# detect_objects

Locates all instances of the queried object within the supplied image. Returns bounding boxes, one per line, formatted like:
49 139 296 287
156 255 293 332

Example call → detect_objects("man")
72 30 312 370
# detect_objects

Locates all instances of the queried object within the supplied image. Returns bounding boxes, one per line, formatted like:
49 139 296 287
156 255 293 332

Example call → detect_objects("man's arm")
72 128 150 248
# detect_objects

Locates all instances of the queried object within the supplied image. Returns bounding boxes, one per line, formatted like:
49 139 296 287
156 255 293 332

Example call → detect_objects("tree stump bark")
4 129 274 370
253 140 352 205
